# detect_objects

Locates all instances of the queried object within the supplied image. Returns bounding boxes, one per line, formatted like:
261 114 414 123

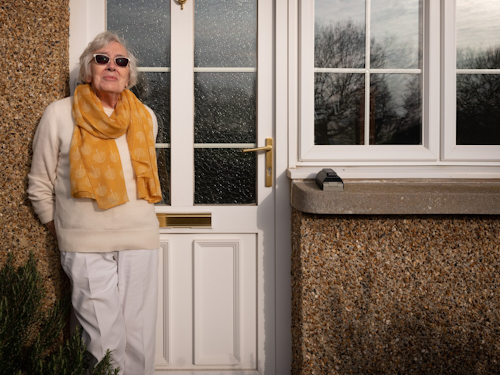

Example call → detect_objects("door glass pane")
195 0 257 67
194 149 256 205
156 148 171 204
315 0 365 69
131 73 171 203
107 1 171 204
370 74 422 145
315 73 365 145
194 0 257 205
194 73 256 143
107 0 171 67
371 0 422 69
132 73 171 144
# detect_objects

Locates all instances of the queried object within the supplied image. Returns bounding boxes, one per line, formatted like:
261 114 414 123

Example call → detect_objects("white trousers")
61 249 159 375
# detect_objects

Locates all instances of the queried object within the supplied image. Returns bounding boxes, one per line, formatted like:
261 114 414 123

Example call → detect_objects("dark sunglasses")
92 54 130 67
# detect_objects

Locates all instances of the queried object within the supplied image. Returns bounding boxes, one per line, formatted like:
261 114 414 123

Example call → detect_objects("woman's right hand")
45 221 57 239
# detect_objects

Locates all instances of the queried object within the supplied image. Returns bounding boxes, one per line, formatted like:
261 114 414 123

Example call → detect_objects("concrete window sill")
291 179 500 215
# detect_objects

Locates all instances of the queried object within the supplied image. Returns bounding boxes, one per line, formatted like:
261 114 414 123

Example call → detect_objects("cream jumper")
28 96 160 253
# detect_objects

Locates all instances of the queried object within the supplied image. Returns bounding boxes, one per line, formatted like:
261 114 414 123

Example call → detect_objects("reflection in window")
456 0 500 145
457 74 500 145
371 74 422 145
314 0 422 146
315 73 364 145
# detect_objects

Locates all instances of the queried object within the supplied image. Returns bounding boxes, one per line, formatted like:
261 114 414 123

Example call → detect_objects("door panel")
156 235 257 371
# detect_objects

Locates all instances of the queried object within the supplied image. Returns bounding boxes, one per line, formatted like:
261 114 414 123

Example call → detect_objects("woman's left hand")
45 220 57 239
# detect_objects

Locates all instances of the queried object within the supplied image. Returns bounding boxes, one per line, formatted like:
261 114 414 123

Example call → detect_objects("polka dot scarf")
70 83 161 209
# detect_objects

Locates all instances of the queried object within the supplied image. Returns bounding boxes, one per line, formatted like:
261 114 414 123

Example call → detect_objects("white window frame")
289 0 500 178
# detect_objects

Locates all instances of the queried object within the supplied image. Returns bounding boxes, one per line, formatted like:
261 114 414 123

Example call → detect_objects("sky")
315 0 500 55
456 0 500 51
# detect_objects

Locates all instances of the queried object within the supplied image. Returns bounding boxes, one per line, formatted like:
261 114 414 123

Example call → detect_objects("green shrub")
0 253 119 375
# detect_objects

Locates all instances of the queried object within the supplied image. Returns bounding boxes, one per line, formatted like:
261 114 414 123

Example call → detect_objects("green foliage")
92 350 120 375
0 253 120 375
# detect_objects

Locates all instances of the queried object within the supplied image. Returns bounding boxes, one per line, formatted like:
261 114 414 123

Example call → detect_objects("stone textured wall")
0 1 70 308
292 209 500 374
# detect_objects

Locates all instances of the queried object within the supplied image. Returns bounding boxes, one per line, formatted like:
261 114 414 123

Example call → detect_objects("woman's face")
88 42 130 96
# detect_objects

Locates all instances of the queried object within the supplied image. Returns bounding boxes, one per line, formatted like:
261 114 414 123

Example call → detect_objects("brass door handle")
242 138 273 187
242 145 272 152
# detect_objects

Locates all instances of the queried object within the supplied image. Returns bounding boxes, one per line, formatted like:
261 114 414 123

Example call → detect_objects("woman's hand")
45 221 57 239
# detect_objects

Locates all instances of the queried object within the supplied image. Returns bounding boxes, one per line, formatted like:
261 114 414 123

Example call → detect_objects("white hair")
78 31 138 89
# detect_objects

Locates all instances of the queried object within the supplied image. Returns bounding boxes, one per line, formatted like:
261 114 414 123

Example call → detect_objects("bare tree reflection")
371 74 422 145
457 47 500 145
314 21 422 145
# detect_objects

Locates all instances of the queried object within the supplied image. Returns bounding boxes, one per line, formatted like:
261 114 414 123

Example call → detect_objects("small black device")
316 168 344 191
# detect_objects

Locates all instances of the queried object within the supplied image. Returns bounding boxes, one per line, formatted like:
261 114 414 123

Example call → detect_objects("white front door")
70 0 276 373
153 2 275 372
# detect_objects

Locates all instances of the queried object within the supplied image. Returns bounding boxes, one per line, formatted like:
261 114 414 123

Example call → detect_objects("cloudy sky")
315 0 500 55
456 0 500 51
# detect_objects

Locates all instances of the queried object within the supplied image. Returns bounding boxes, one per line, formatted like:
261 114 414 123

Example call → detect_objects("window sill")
291 179 500 215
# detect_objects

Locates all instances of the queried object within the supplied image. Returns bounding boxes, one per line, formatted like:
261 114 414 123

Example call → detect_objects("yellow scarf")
70 83 161 209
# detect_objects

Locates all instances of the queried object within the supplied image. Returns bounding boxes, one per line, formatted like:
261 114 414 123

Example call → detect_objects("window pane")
131 73 170 144
194 149 256 205
194 73 256 143
315 0 365 68
107 0 170 67
195 0 257 67
371 0 422 69
315 73 365 145
370 74 422 145
457 74 500 145
457 1 500 69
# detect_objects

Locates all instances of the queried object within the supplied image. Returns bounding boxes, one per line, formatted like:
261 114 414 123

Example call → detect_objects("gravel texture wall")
0 0 70 309
292 209 500 374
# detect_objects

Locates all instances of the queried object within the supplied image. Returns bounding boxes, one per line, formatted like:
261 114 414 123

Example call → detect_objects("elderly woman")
28 31 161 374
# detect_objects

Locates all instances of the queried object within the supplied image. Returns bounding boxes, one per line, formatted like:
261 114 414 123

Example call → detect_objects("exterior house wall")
0 0 70 307
292 208 500 374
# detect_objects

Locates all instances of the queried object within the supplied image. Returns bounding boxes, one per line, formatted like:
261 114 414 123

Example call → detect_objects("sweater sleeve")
27 103 60 224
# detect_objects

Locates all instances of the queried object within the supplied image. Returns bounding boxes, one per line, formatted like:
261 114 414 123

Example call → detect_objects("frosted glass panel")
156 148 170 205
370 74 421 145
315 0 365 68
195 0 257 67
315 73 365 145
371 0 422 69
457 1 500 69
194 149 256 205
131 73 170 144
107 0 170 67
195 73 256 143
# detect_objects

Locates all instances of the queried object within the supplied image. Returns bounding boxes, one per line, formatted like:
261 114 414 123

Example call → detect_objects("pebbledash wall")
0 0 70 309
291 180 500 374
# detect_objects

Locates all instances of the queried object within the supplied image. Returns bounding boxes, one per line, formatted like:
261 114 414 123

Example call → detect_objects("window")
443 0 500 161
296 0 500 168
